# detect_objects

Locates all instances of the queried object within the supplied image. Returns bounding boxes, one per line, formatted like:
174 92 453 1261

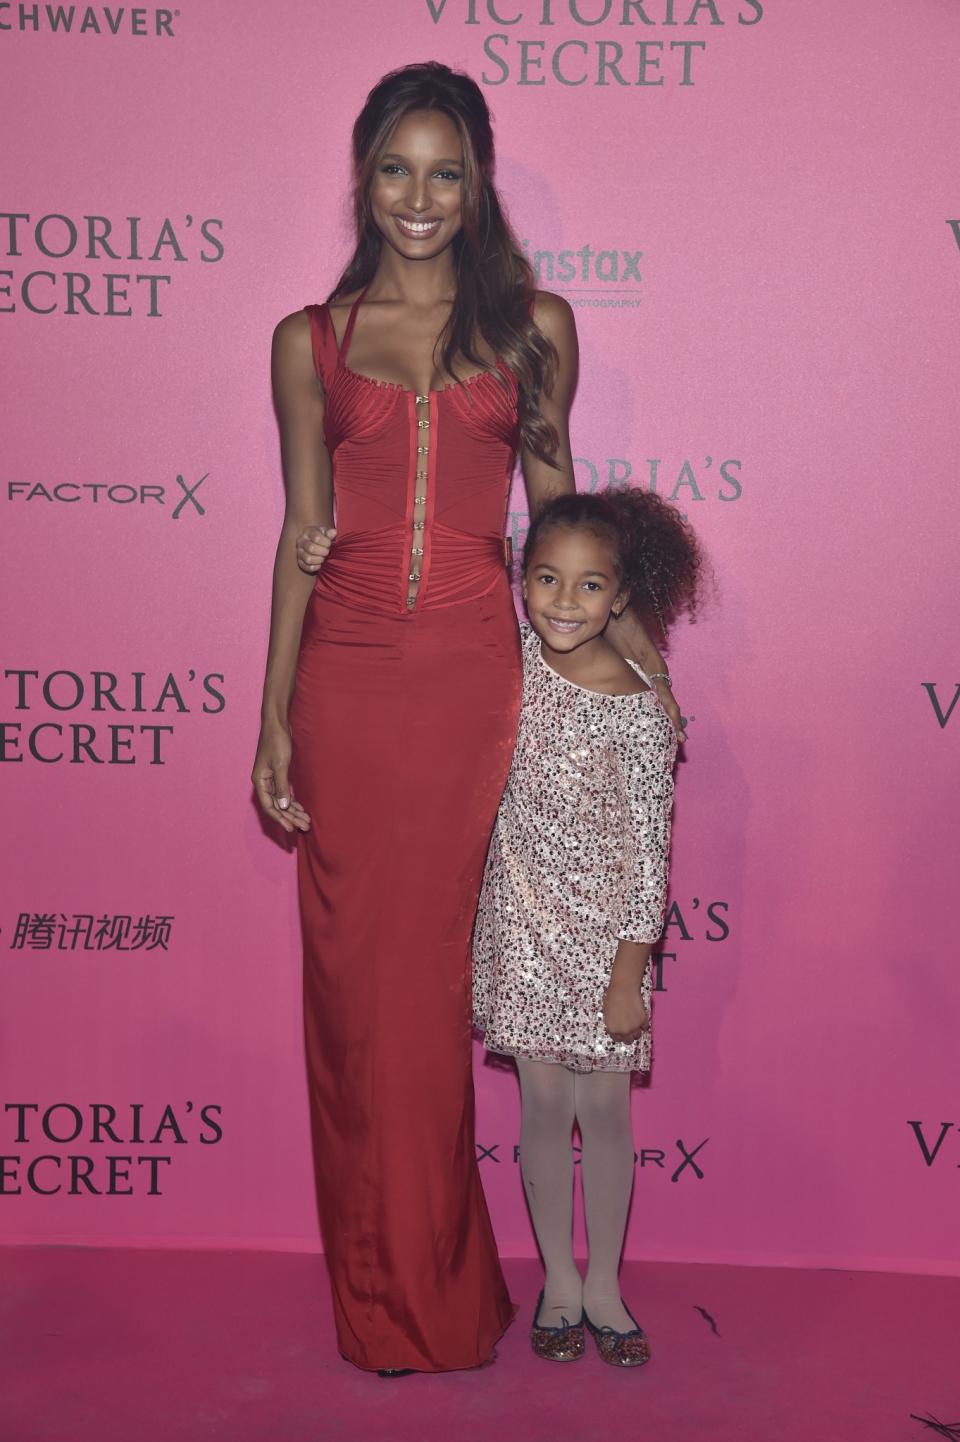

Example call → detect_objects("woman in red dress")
251 62 682 1375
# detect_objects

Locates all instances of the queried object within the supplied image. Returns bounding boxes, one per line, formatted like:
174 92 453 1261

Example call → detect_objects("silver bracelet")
647 672 672 688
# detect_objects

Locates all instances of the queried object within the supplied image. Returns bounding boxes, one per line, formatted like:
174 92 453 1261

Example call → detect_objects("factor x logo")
6 471 209 518
489 1135 710 1180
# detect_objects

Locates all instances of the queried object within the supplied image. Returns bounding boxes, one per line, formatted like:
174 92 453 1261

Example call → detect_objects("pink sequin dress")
473 622 677 1073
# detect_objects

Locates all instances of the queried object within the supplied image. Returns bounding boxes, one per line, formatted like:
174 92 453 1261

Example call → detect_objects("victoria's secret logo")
0 211 223 319
507 464 744 555
922 684 959 730
0 667 225 766
577 456 744 502
424 0 764 88
908 1122 960 1169
0 1101 222 1200
651 895 730 991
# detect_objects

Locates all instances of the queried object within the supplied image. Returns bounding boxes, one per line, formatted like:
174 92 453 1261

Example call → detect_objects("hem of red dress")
337 1298 517 1374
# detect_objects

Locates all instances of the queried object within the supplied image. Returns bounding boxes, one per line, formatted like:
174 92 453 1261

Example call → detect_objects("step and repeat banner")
1 1 958 1273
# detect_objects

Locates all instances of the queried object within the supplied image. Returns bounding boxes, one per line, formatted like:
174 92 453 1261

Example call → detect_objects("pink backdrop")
2 0 959 1275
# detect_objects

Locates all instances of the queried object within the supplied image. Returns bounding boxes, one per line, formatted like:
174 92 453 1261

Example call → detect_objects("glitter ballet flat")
530 1289 585 1362
583 1302 651 1368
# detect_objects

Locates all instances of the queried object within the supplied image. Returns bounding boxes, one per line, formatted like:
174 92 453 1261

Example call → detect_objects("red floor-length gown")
289 289 521 1372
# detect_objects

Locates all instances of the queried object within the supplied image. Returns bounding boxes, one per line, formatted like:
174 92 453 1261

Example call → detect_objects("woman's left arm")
607 611 686 743
520 293 686 741
519 291 578 509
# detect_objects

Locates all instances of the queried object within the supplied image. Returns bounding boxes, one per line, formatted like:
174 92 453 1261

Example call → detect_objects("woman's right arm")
252 311 333 835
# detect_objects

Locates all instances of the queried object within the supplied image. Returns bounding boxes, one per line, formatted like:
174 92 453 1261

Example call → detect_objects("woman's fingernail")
277 797 290 810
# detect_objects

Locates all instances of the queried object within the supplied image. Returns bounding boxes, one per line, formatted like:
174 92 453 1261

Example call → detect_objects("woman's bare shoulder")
272 287 357 343
531 289 577 358
272 308 312 359
531 289 575 329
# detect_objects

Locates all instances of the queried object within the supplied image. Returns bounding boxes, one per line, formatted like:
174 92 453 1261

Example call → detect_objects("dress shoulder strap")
303 303 339 393
305 286 369 386
337 285 369 367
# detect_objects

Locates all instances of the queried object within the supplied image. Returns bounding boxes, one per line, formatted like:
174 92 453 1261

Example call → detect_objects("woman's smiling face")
369 108 465 262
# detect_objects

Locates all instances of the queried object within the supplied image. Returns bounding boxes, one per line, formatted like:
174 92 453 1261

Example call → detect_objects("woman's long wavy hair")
329 61 560 466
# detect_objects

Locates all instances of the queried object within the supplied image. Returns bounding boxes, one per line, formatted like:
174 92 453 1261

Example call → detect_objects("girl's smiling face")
523 525 627 655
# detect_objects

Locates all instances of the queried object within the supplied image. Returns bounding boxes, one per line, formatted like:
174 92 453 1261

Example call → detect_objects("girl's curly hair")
522 487 706 636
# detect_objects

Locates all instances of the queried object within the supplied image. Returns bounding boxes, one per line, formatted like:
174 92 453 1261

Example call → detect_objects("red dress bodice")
304 297 520 617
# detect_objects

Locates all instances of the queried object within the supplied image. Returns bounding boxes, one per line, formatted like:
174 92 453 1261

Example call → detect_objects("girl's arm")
519 292 578 510
251 311 333 834
613 712 677 945
603 711 678 1043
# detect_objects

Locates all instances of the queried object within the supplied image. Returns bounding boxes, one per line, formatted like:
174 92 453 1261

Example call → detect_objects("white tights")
517 1057 637 1333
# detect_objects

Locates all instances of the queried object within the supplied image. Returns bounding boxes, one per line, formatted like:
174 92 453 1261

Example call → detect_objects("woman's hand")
603 977 650 1045
651 677 686 743
296 525 336 574
252 722 311 834
604 611 686 743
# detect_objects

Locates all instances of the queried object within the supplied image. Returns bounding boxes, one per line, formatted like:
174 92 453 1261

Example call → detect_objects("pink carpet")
3 1248 958 1442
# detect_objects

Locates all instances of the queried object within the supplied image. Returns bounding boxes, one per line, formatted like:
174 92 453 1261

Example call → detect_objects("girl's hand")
252 722 311 834
603 978 650 1045
296 525 336 574
651 677 685 743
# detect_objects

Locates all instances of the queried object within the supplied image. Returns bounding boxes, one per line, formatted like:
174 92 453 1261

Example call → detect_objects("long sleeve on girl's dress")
608 705 677 945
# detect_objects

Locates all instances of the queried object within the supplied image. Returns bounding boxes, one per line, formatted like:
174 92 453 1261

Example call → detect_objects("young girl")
473 487 704 1368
